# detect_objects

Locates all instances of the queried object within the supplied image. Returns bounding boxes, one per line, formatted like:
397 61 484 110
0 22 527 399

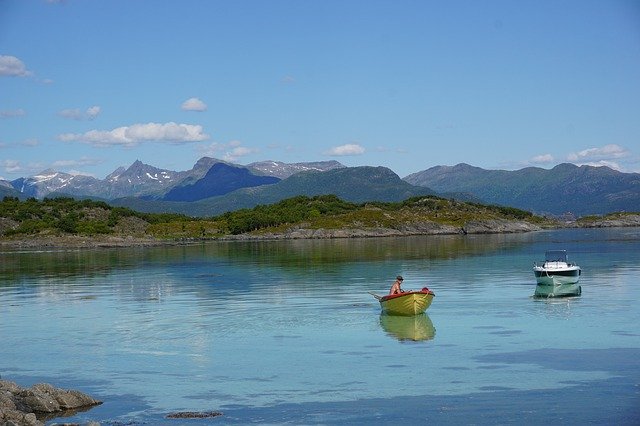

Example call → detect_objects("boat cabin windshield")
545 250 568 263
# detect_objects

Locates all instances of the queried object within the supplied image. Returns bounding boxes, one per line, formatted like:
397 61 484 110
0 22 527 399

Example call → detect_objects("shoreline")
1 217 639 249
0 219 543 249
0 235 196 250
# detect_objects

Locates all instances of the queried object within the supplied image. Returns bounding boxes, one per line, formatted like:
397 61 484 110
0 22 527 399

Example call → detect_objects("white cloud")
530 154 554 164
0 160 22 173
196 140 258 162
86 106 101 119
20 138 39 147
574 160 624 171
325 143 365 156
58 122 209 147
0 108 26 118
58 109 84 120
0 139 38 149
51 157 101 168
0 157 101 176
66 170 96 177
197 142 225 156
0 55 32 77
58 105 101 121
567 144 629 162
181 97 207 112
224 146 258 162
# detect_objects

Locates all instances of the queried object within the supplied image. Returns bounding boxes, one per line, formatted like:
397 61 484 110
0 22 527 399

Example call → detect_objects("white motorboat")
533 250 581 297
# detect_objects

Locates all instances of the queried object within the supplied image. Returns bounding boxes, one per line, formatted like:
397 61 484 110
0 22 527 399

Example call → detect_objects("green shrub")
77 220 112 235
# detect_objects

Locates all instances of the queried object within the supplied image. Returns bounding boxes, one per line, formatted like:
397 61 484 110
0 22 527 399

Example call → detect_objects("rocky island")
0 195 639 249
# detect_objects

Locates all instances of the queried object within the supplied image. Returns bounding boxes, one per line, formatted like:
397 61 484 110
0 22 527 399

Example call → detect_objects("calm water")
1 228 639 425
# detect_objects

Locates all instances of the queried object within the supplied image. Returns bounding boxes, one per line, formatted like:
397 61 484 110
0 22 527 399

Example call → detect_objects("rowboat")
370 287 435 316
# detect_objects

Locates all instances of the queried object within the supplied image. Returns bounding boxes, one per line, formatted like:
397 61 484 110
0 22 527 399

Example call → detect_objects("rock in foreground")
0 380 102 426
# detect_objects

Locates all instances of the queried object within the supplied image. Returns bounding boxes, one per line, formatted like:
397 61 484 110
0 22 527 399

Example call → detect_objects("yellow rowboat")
370 287 435 316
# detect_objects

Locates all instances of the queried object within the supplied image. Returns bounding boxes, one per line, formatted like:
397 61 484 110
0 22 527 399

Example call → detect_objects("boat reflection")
533 282 582 298
379 313 436 342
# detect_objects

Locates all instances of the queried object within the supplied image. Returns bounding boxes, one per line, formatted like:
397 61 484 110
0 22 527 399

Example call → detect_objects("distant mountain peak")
552 163 579 171
248 160 345 179
34 168 61 177
106 166 127 182
193 156 224 167
127 159 151 171
452 163 481 170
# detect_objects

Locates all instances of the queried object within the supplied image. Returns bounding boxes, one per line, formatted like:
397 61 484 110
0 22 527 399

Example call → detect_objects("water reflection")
531 296 578 320
219 233 534 268
0 233 536 282
379 313 436 342
533 283 581 298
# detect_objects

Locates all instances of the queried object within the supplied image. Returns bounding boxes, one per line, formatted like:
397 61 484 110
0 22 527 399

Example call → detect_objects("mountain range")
2 158 639 217
1 158 344 201
404 163 640 216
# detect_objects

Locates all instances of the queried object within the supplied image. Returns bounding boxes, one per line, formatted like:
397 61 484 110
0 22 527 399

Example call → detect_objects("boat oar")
368 291 382 301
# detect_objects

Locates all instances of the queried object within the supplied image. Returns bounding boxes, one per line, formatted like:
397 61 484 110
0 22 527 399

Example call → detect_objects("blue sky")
1 0 639 180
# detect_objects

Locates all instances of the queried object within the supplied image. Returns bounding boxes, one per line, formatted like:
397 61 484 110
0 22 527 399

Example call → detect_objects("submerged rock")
166 410 223 419
0 380 102 426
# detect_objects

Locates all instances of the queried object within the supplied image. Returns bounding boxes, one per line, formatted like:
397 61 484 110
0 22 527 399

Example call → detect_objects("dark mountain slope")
0 181 23 199
163 163 280 202
113 166 439 217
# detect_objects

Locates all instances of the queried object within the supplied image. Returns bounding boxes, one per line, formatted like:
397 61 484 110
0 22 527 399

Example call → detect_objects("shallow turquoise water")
1 228 639 424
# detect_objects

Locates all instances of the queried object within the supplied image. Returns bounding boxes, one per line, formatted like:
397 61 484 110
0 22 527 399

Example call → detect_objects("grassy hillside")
0 195 549 243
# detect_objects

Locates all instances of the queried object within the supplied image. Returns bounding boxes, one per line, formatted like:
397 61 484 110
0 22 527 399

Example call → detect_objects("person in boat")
389 275 404 295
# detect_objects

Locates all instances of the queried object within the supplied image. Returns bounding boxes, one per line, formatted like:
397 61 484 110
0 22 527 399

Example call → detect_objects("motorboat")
533 250 581 285
370 287 435 316
533 250 581 297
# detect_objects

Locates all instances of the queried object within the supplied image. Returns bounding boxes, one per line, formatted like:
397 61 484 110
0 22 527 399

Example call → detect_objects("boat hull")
379 290 434 316
533 265 581 285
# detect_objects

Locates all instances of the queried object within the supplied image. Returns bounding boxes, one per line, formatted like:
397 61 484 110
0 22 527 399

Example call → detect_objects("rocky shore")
574 214 640 228
221 219 544 240
0 235 191 250
0 380 226 425
0 380 101 426
1 216 639 248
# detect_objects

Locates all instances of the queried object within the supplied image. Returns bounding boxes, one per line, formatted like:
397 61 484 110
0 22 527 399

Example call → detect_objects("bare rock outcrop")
0 217 19 236
461 220 542 234
0 380 101 426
